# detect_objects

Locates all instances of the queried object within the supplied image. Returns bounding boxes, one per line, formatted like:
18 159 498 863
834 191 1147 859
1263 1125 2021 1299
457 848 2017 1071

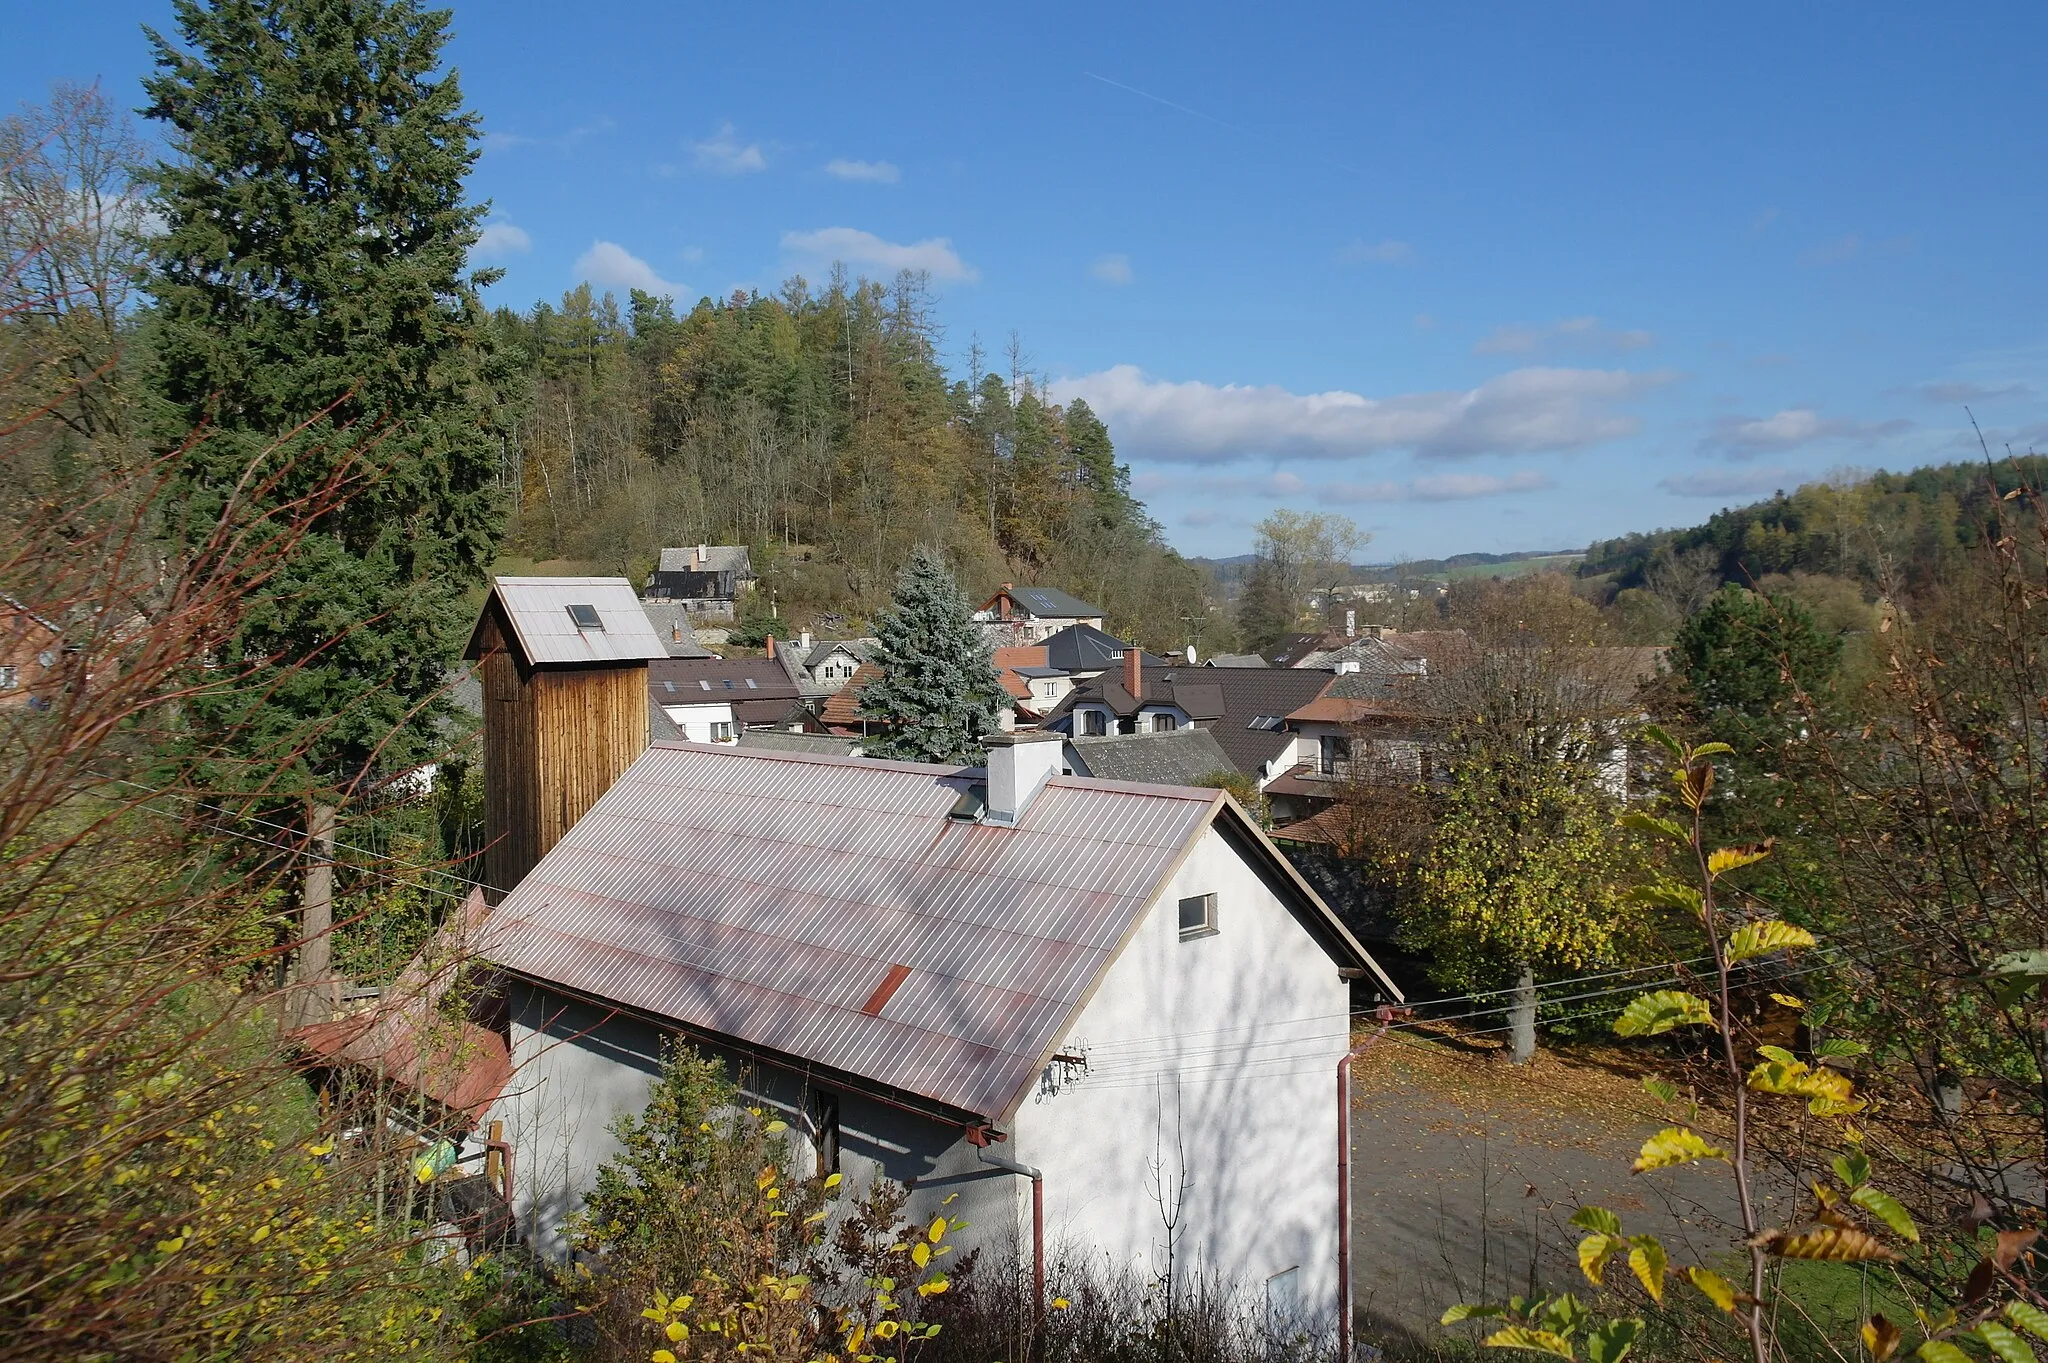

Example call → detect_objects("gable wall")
1007 822 1350 1321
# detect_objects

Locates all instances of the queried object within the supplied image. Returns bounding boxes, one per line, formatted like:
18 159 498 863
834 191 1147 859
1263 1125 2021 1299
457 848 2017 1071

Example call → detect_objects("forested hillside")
485 276 1212 648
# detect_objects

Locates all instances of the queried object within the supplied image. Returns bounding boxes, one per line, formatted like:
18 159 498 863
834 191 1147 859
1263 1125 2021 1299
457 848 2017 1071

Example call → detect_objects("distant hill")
1188 547 1582 594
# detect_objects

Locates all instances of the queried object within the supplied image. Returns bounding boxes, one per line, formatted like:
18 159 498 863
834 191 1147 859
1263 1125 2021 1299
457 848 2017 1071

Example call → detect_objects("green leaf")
1569 1206 1622 1236
1443 1304 1506 1325
1686 1266 1738 1312
1633 1127 1728 1173
1613 991 1715 1038
1832 1151 1872 1189
1850 1185 1921 1243
1482 1326 1577 1360
1627 1238 1668 1303
1815 1038 1870 1059
1990 949 2048 979
1689 742 1735 758
1641 1077 1680 1104
1626 882 1705 914
2007 1303 2048 1343
1585 1319 1641 1363
1616 811 1688 844
1918 1342 1972 1363
1978 1322 2039 1363
1638 724 1685 759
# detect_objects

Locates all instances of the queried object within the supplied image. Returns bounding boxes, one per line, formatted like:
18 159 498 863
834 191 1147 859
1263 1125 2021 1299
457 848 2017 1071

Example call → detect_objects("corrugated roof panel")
473 577 668 665
478 743 1220 1120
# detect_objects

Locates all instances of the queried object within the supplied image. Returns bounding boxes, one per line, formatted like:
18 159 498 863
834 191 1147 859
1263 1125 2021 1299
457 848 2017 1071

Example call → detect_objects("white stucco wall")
1007 821 1350 1325
661 701 737 743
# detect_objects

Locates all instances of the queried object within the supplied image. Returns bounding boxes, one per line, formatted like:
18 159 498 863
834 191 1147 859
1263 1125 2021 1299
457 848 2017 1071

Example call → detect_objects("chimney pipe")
982 731 1064 827
765 635 776 659
1345 608 1356 637
671 622 682 642
800 629 813 651
1123 644 1142 699
697 543 709 566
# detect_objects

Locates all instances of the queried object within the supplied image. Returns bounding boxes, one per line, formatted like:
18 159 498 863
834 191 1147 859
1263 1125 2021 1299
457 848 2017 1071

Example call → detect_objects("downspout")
1338 1005 1404 1363
977 1146 1045 1325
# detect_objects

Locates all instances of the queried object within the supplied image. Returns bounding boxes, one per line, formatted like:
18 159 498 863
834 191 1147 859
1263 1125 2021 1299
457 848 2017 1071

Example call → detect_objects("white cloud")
572 241 683 299
693 121 767 174
474 221 532 259
825 158 900 183
1338 239 1414 265
780 227 978 282
486 117 613 154
1475 316 1655 356
1319 471 1554 503
1705 407 1912 455
1090 253 1133 285
1050 364 1673 464
1661 466 1799 498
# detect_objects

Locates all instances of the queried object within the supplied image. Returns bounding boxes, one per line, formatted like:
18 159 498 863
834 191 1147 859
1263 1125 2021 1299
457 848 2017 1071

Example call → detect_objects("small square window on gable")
1178 892 1218 940
566 603 604 631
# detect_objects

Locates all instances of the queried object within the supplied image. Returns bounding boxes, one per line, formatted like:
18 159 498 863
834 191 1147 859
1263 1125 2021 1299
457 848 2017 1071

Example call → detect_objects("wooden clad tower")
464 577 667 901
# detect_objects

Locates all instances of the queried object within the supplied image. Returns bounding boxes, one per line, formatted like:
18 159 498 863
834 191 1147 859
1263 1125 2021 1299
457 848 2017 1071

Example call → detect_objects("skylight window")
566 603 604 631
1248 714 1285 731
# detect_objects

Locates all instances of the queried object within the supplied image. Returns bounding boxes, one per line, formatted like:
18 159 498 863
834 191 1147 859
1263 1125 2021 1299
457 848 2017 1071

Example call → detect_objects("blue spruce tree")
860 548 1007 763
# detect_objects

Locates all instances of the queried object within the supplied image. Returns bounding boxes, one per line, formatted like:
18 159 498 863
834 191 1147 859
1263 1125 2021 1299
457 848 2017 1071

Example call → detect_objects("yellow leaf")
666 1322 687 1342
1052 1298 1071 1310
928 1216 947 1243
765 1120 788 1134
911 1242 931 1268
1706 846 1771 878
653 1352 677 1363
1748 1055 1866 1115
1688 1265 1738 1312
1771 993 1805 1009
1862 1315 1903 1361
1482 1326 1576 1359
1578 1233 1620 1285
1726 920 1817 964
1759 1226 1897 1262
1633 1127 1729 1173
1629 1238 1669 1304
824 1172 843 1189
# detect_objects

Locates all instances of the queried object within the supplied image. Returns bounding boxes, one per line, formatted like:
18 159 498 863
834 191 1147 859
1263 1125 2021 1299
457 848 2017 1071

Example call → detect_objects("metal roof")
465 577 668 666
476 743 1312 1122
988 585 1103 620
657 545 753 575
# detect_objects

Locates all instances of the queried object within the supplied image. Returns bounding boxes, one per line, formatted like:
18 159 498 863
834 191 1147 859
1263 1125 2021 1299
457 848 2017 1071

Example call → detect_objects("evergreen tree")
144 0 500 789
1673 584 1841 756
144 0 502 1005
859 547 1006 763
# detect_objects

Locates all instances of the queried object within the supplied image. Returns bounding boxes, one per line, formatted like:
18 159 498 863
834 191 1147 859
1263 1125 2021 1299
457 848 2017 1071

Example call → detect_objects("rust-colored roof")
291 890 511 1119
473 743 1378 1121
992 645 1048 702
1285 695 1416 725
819 661 883 729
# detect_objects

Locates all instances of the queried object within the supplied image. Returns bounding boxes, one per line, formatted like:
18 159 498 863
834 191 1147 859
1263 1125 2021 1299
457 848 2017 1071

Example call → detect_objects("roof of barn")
464 577 668 667
474 742 1385 1123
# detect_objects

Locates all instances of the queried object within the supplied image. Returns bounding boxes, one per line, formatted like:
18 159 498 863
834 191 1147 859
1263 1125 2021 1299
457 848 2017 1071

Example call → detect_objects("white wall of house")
1007 822 1349 1325
661 701 737 743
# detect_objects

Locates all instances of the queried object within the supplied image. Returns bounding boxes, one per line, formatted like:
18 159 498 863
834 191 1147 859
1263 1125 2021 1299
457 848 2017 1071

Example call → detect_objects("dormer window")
566 603 604 630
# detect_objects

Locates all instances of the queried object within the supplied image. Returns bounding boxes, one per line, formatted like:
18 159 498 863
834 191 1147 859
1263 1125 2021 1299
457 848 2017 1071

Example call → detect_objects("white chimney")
1345 608 1356 637
800 630 813 651
696 543 709 567
982 731 1065 826
1185 644 1197 664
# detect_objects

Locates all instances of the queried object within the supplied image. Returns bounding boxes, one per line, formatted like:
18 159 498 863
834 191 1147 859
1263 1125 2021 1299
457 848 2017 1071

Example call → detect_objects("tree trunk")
296 798 339 1026
1508 964 1537 1065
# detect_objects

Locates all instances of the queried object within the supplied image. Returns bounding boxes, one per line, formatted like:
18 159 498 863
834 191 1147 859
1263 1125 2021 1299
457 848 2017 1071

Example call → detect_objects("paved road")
1347 1033 1787 1356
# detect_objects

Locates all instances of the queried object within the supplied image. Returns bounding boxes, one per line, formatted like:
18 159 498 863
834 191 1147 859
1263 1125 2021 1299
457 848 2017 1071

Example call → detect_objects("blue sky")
13 2 2048 561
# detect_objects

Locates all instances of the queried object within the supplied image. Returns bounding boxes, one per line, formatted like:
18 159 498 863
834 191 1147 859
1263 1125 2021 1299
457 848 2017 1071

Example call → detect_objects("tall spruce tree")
144 0 501 1004
859 548 1006 764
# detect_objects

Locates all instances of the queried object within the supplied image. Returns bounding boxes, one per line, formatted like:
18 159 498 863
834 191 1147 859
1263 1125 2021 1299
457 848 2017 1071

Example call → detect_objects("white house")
472 732 1398 1329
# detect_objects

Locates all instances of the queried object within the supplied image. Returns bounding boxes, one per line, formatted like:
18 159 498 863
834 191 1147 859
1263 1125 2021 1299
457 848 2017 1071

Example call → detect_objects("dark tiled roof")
649 656 803 702
738 729 862 756
1039 623 1175 673
987 585 1102 619
1203 653 1268 668
639 600 717 658
1263 632 1340 667
1067 728 1235 787
657 545 753 575
1049 667 1335 778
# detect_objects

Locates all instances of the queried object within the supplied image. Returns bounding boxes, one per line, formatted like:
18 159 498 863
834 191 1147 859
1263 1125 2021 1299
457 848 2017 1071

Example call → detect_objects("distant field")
1439 553 1584 581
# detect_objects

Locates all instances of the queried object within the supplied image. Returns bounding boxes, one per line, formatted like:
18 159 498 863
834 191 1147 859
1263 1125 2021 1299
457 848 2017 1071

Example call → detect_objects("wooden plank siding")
476 602 649 901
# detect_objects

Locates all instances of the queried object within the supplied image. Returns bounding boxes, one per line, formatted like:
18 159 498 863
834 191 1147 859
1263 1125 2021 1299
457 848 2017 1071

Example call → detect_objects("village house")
783 632 871 693
472 731 1400 1329
637 599 716 658
1047 649 1335 789
1064 727 1235 786
0 594 71 709
974 584 1105 645
643 544 755 621
648 655 811 744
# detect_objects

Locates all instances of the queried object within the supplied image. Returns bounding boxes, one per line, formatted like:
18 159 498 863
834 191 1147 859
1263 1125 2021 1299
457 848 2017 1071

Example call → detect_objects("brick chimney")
765 635 776 659
1123 644 1142 699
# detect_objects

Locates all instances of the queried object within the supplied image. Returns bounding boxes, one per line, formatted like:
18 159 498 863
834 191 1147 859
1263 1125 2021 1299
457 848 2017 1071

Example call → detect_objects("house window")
1265 1266 1301 1332
810 1091 841 1177
0 665 14 689
1320 735 1351 776
1151 713 1178 733
710 721 734 742
1083 710 1108 736
1178 892 1218 940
